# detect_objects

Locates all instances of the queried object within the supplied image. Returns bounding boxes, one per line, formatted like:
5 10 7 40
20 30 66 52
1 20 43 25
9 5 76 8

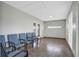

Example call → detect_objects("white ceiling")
3 1 72 21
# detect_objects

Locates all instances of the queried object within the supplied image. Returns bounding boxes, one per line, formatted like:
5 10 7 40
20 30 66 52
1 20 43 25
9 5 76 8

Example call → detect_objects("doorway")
37 24 40 37
33 23 40 37
33 23 36 35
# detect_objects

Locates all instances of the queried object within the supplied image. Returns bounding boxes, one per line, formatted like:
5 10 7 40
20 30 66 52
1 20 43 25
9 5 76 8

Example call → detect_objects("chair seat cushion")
8 49 27 57
33 37 37 39
5 47 13 53
20 44 24 47
16 44 24 48
26 41 32 44
13 51 27 57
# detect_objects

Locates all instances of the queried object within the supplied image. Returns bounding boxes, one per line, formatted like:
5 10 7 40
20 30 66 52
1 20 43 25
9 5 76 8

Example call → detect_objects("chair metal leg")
37 38 39 45
25 43 28 50
32 40 34 48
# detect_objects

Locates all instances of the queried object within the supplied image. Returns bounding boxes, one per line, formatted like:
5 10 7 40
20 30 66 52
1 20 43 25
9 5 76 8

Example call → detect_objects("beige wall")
0 2 44 37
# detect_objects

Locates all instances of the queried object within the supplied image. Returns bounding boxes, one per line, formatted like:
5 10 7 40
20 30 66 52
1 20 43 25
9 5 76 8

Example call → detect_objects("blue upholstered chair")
19 33 27 44
0 35 15 54
32 32 38 40
26 33 33 41
26 33 34 48
7 34 24 49
19 33 34 48
32 32 38 44
0 43 28 57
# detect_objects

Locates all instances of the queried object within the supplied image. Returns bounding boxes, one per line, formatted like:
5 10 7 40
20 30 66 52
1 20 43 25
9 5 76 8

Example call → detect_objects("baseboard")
65 39 75 57
40 37 44 39
38 37 44 39
43 37 65 40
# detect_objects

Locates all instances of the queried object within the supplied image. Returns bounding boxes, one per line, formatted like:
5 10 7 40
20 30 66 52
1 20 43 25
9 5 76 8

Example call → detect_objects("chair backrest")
0 43 1 57
26 33 33 40
0 35 6 48
19 33 26 40
7 34 20 48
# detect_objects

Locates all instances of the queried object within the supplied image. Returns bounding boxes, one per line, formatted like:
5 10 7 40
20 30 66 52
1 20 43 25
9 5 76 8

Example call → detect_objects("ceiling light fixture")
48 26 62 29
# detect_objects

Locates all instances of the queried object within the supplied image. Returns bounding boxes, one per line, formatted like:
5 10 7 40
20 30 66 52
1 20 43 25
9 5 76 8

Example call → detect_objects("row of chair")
8 32 38 49
0 32 38 57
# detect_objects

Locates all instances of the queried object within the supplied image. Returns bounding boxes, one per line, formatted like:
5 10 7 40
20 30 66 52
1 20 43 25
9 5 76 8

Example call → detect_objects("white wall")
44 20 66 38
0 3 1 19
66 10 73 50
66 1 79 56
0 2 44 37
76 2 79 57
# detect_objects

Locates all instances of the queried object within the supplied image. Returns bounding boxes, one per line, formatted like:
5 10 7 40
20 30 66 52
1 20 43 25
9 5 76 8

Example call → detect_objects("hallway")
27 38 74 57
0 1 79 57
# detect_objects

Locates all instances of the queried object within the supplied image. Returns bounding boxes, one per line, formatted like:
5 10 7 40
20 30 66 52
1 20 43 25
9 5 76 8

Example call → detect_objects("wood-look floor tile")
25 38 74 57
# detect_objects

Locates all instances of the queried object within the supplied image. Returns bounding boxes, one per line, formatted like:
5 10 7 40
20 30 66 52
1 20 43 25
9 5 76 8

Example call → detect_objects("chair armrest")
27 39 34 42
19 39 26 44
19 39 25 41
8 41 16 50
